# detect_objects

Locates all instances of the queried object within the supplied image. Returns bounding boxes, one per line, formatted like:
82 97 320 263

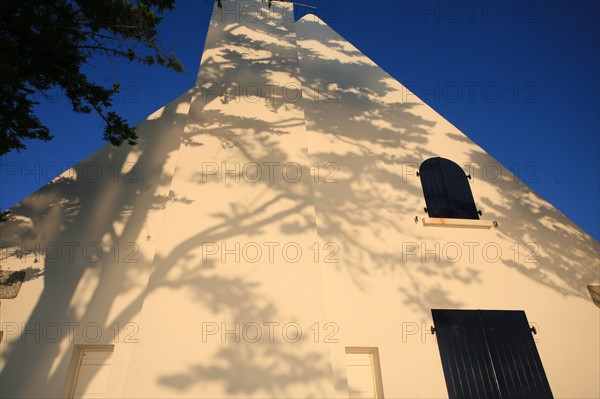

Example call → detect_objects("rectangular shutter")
432 310 501 399
480 311 554 399
432 310 553 399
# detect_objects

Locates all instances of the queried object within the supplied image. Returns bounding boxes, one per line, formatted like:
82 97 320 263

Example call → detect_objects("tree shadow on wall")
464 148 599 299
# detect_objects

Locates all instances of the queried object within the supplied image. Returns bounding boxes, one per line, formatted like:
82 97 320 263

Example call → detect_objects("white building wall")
296 13 600 399
0 89 193 397
122 1 334 397
0 2 598 398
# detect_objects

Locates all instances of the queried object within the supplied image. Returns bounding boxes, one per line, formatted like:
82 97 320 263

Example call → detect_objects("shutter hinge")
530 326 537 335
431 326 436 335
467 174 472 180
424 207 428 213
414 216 419 224
416 171 420 177
477 210 482 216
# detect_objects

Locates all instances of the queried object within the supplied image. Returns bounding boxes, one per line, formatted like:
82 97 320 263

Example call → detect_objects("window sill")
422 217 494 229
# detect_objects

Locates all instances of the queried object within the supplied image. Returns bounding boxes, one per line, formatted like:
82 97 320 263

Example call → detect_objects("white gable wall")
0 88 193 398
0 1 598 398
121 2 334 397
297 13 599 398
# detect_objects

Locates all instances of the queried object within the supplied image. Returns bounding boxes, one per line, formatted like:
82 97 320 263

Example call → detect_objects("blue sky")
1 0 598 241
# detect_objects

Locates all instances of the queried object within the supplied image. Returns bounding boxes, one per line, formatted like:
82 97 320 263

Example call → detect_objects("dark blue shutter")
480 311 554 399
432 310 502 398
419 158 450 218
419 158 479 219
432 310 553 399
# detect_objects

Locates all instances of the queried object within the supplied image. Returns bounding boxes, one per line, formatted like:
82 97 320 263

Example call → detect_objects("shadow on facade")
1 3 597 397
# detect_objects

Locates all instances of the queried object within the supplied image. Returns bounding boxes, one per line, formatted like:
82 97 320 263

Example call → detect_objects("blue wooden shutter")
480 311 554 399
419 158 450 218
432 310 502 398
419 158 479 219
432 309 553 399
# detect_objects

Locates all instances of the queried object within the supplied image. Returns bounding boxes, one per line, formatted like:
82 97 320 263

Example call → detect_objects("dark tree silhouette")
0 0 185 156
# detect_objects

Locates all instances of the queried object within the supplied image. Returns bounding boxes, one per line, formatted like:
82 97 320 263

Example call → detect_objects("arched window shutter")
419 157 479 220
419 158 450 218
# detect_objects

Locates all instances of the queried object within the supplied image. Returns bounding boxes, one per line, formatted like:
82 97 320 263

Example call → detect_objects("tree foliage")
0 0 185 156
217 0 274 9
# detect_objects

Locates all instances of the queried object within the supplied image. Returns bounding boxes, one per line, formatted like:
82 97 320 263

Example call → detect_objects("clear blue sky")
1 0 598 241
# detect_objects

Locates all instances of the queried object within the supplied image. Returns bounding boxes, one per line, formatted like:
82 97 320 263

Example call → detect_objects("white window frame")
345 346 385 399
62 344 114 399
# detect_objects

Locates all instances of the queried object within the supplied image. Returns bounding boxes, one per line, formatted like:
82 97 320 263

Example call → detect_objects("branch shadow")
2 2 596 398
